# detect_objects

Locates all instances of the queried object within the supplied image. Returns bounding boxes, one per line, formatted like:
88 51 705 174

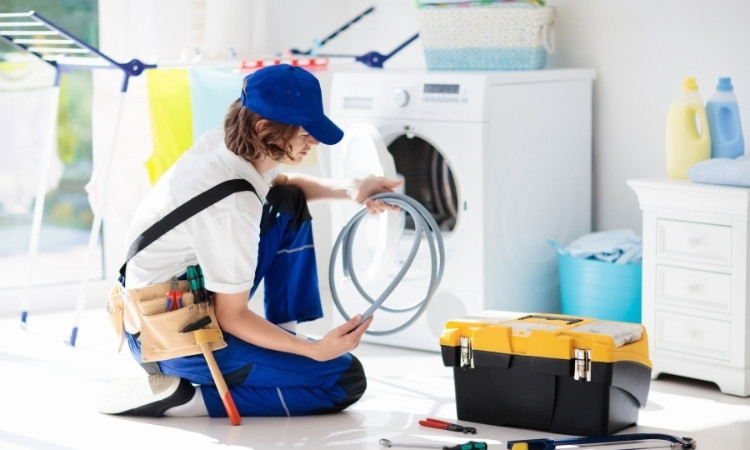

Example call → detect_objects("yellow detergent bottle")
665 77 711 178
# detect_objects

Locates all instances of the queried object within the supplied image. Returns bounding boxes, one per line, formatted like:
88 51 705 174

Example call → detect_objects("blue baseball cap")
240 64 343 145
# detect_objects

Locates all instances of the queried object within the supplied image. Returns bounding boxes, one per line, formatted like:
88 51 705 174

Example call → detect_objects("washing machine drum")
340 123 458 233
388 134 457 232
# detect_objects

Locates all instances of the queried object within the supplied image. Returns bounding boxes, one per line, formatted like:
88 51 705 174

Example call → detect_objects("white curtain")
85 70 153 225
98 0 259 63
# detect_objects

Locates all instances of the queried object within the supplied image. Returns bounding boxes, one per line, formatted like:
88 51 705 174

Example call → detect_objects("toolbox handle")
518 314 584 325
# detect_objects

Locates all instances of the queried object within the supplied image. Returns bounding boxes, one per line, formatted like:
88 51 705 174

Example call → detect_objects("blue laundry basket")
550 241 642 323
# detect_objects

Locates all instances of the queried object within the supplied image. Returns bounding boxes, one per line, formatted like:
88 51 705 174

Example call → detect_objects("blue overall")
125 185 366 417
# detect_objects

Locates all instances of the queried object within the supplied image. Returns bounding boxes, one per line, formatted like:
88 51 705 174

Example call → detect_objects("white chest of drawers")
628 178 750 396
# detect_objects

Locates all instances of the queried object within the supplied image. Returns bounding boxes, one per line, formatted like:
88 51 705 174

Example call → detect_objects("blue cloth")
688 154 750 188
566 229 642 264
188 67 244 142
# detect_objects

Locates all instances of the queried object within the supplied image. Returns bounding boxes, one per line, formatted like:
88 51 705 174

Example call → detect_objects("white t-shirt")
124 127 277 294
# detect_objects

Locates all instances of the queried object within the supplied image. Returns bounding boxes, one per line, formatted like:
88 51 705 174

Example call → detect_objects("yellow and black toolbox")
440 313 652 436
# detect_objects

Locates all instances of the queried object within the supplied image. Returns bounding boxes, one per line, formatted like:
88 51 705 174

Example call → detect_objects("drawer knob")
687 235 702 246
687 283 701 293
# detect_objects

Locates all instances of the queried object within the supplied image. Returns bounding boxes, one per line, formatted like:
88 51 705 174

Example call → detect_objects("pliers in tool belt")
165 278 183 312
419 418 477 434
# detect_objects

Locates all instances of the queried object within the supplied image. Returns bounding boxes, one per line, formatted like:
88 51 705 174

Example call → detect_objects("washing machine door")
337 123 401 282
339 123 397 179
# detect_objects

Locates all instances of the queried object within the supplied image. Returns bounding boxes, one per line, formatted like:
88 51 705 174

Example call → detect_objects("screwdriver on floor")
379 438 488 449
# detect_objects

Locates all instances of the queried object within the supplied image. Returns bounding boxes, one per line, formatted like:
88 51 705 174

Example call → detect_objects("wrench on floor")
379 438 487 450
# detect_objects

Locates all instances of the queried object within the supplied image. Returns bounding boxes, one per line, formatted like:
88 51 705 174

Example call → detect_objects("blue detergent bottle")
706 77 745 159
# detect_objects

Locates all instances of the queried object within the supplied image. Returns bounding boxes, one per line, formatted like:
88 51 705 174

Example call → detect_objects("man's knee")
333 355 368 412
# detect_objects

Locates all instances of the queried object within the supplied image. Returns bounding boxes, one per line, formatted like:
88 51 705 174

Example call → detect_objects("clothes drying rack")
286 5 419 68
1 7 414 347
0 10 155 346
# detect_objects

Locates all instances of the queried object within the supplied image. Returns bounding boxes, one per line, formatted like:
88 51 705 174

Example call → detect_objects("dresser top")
628 178 750 218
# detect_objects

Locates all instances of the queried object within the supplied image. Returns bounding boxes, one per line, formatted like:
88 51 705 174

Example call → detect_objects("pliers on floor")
419 418 477 434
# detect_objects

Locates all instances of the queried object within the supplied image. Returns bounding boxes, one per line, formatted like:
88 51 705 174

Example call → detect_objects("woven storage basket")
416 1 555 70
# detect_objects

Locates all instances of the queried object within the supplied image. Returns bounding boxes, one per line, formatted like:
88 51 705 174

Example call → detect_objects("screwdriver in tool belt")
379 438 487 449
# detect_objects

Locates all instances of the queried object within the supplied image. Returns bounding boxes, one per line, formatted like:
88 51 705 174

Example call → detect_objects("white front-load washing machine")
326 69 595 352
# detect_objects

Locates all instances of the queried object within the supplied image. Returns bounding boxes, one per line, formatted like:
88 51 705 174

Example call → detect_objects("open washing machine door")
339 123 396 179
336 123 401 283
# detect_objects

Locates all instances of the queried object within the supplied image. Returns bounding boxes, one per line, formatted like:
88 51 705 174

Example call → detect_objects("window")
0 1 101 297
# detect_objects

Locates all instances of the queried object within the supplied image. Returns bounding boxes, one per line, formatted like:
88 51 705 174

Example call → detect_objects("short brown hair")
223 99 300 162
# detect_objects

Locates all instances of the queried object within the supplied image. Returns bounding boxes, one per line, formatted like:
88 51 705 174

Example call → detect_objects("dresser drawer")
654 311 731 361
656 265 732 313
656 219 732 266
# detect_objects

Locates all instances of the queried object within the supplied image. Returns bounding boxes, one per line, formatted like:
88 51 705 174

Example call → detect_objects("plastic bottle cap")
717 77 734 92
682 77 698 91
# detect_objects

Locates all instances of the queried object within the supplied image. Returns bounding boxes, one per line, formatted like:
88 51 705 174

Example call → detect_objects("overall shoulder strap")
119 179 259 278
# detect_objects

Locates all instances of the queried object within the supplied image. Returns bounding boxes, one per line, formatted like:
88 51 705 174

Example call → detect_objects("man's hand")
310 314 374 361
353 177 404 214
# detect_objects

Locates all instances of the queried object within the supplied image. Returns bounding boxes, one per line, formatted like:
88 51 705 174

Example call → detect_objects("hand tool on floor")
419 418 477 434
379 438 487 449
181 316 241 426
506 433 697 450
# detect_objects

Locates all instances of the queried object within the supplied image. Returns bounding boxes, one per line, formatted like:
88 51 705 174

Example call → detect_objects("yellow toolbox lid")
441 313 652 368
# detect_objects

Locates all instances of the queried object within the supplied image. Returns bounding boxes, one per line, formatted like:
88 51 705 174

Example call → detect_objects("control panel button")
393 89 409 107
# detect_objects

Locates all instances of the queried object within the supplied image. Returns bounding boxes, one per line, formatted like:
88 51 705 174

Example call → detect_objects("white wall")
101 0 750 235
545 0 750 232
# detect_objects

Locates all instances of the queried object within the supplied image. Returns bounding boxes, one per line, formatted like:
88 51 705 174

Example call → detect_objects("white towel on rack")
85 70 152 225
0 60 63 214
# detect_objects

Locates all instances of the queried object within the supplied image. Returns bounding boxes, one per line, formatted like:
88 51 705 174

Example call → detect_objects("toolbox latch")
574 348 591 382
460 336 474 368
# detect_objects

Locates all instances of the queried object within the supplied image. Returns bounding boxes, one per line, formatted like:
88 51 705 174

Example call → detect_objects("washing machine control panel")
382 78 484 121
331 72 488 122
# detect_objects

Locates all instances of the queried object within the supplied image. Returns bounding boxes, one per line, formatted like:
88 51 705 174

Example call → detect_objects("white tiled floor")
1 308 749 449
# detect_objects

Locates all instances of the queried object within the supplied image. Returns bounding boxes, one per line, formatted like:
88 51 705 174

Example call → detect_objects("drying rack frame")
1 10 154 346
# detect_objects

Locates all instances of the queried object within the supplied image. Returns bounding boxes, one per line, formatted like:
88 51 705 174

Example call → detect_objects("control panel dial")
393 89 410 107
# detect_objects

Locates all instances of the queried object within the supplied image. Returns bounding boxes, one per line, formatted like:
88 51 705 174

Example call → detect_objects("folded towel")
688 154 750 188
565 229 642 264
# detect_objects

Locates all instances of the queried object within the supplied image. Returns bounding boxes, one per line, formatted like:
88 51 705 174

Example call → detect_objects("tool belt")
105 179 259 363
106 278 226 362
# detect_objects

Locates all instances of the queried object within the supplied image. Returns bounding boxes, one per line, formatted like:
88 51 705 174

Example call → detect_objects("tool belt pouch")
106 284 127 353
106 280 227 362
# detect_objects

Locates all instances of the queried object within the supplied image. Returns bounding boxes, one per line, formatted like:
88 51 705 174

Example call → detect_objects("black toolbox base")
451 354 650 436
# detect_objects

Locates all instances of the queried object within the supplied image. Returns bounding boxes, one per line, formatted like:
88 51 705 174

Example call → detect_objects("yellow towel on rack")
145 69 193 184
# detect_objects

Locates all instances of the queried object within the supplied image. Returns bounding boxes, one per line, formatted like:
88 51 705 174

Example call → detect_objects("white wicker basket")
416 1 555 70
